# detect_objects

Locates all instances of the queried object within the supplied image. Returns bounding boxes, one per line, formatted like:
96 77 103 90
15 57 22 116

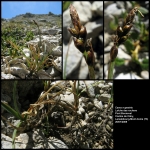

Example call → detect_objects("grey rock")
1 133 27 149
86 19 103 39
38 19 47 22
46 67 60 77
104 1 114 8
108 82 113 87
63 41 84 78
104 53 110 64
57 29 62 34
116 1 126 9
92 1 103 16
84 81 95 97
116 1 132 10
5 67 30 79
40 28 57 35
117 47 131 59
60 93 74 105
93 98 103 110
101 85 110 91
98 94 111 102
52 46 62 56
106 124 111 132
104 32 112 47
105 3 125 16
1 134 13 149
16 133 29 144
7 58 24 66
141 71 149 79
97 82 105 88
78 107 85 114
100 89 104 94
53 57 62 72
104 14 114 33
78 58 89 79
78 81 86 89
22 48 31 58
63 9 71 42
88 111 95 117
48 29 60 35
98 101 103 109
37 69 52 79
72 1 92 24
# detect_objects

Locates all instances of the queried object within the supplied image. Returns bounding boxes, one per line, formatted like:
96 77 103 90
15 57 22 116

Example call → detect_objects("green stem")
12 121 22 149
88 65 95 79
108 60 115 79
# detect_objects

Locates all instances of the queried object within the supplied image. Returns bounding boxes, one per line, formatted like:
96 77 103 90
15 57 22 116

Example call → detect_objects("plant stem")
108 61 115 79
12 121 22 149
88 65 95 79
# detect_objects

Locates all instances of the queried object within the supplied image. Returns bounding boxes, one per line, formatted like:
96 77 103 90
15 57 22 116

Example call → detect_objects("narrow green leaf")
1 102 23 121
13 81 20 114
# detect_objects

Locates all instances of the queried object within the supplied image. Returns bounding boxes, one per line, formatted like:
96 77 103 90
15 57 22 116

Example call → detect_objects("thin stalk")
108 61 115 79
12 121 22 149
88 65 95 79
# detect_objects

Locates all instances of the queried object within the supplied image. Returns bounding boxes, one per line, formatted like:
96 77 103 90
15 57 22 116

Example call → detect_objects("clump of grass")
108 7 144 79
66 4 95 79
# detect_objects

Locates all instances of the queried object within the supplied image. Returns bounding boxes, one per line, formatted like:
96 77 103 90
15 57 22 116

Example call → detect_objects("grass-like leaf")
1 102 24 121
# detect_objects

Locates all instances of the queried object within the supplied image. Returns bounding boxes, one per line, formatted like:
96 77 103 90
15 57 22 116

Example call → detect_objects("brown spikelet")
110 7 144 62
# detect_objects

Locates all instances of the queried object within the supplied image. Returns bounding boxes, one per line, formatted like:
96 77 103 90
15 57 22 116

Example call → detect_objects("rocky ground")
104 1 149 79
1 80 113 149
63 1 103 79
1 13 62 79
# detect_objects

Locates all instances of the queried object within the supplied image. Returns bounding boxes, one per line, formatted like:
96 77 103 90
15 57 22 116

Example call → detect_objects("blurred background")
63 1 103 79
104 1 149 79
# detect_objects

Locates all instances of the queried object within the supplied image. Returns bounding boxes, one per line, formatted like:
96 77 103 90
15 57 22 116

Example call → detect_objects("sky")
1 1 62 19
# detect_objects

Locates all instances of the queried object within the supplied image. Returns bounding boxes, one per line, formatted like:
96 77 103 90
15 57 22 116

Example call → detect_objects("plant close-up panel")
63 1 103 79
1 80 113 149
1 1 62 79
104 1 149 79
